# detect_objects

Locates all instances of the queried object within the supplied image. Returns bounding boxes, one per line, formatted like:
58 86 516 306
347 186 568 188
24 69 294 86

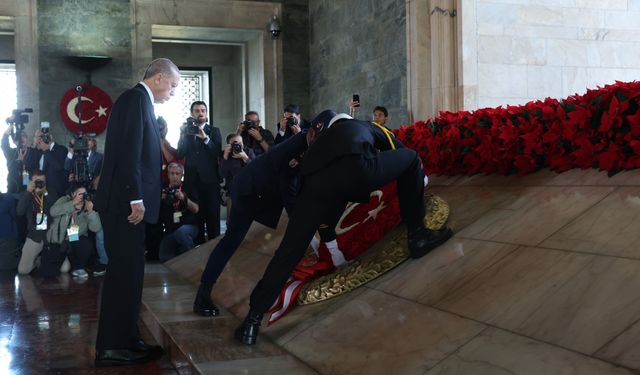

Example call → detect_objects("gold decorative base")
297 194 450 305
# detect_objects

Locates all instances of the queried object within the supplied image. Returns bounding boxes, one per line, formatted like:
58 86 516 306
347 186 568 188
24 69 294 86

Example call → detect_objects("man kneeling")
159 162 199 262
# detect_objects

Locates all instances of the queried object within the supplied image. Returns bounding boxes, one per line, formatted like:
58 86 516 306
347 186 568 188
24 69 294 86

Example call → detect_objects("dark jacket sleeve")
16 191 30 216
1 132 13 161
205 126 222 158
370 122 405 151
117 94 145 202
48 144 68 174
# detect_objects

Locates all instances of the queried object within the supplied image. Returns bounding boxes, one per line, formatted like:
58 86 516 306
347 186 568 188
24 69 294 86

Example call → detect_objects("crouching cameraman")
47 183 102 278
159 163 200 262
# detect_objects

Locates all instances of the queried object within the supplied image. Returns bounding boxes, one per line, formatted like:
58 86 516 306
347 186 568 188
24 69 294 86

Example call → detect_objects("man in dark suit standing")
25 128 68 197
235 110 453 345
94 58 180 367
177 101 222 242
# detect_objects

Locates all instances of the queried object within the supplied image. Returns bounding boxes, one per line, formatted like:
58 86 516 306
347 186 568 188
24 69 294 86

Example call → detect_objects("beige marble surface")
436 247 593 329
541 187 640 258
197 355 318 374
370 238 518 305
597 318 640 370
282 288 485 375
425 328 633 375
516 256 640 354
456 186 614 245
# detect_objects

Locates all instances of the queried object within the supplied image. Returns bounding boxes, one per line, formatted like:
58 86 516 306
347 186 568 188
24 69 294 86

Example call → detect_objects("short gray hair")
143 58 179 80
167 162 184 173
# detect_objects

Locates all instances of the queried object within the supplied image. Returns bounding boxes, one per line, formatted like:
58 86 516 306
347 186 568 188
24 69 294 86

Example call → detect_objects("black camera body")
231 142 243 154
163 187 178 201
185 117 207 136
5 108 32 146
69 132 93 188
80 191 92 201
34 180 45 189
286 116 298 128
242 120 257 131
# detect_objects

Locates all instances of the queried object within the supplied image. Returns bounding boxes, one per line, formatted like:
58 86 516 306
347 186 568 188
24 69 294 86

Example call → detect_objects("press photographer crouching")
16 170 65 275
47 183 102 278
158 163 200 262
220 134 255 209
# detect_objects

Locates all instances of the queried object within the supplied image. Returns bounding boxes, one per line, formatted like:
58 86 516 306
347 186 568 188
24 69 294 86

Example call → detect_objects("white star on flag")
96 105 108 117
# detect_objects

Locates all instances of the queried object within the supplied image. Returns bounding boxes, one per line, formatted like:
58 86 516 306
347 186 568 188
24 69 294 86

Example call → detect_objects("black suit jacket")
232 132 308 228
95 84 162 224
177 123 221 186
25 143 69 197
301 118 404 177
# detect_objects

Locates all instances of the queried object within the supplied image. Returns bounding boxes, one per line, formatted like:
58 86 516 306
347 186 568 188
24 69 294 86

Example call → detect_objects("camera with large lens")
231 141 243 154
81 191 92 201
163 187 178 201
34 180 45 189
286 116 298 128
40 121 51 144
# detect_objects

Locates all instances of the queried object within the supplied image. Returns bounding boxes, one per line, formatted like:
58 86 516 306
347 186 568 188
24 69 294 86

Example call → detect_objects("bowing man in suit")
177 101 222 241
235 110 454 345
25 129 68 197
94 58 180 367
192 131 310 317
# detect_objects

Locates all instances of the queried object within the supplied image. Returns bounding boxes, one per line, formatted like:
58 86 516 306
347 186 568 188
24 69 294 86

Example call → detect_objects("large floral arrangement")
395 81 640 176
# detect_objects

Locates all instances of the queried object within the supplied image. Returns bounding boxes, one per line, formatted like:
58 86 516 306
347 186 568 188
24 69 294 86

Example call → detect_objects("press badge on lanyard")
67 224 80 242
22 170 29 186
34 193 47 230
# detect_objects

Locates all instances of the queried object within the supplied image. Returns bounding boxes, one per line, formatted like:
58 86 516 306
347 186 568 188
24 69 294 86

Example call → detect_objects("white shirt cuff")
204 136 210 144
130 199 143 205
278 130 285 136
67 152 73 159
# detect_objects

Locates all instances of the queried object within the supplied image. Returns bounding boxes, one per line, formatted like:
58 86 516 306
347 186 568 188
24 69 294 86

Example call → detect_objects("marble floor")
5 167 640 374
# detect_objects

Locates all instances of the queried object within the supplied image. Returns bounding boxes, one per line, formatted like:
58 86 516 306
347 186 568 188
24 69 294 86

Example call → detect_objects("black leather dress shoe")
193 283 220 317
408 227 453 259
235 310 263 345
94 346 163 367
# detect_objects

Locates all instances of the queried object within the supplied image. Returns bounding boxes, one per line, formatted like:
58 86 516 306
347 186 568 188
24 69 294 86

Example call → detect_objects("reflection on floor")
0 270 177 374
5 168 640 374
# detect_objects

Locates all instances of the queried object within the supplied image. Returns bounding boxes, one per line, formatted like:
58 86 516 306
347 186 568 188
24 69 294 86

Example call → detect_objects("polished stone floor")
5 168 640 374
0 270 177 374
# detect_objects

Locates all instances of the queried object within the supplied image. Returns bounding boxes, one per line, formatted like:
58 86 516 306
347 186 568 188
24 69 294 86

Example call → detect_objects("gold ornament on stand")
297 194 450 305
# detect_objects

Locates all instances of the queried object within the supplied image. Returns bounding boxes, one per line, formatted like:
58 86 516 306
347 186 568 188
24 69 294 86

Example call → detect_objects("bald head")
142 58 180 104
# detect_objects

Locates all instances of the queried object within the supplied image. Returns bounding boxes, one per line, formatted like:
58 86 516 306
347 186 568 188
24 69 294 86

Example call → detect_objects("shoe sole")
235 332 257 345
410 228 453 259
193 307 219 317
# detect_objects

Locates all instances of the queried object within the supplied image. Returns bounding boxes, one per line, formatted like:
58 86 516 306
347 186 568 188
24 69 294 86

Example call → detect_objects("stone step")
140 263 316 374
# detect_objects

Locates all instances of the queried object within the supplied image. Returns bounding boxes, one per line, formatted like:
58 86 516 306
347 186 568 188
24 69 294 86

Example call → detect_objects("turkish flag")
59 84 112 135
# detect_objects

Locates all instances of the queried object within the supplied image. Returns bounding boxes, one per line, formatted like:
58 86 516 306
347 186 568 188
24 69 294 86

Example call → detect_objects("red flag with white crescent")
59 84 112 135
268 182 402 325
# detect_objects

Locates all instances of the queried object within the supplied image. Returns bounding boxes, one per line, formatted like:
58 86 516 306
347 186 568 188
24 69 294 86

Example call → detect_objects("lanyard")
32 192 45 224
371 121 396 150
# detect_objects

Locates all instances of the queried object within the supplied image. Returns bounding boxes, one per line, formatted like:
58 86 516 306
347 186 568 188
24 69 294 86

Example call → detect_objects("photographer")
158 163 200 262
24 126 68 197
274 104 306 145
65 136 103 189
47 183 102 278
220 134 255 208
177 101 222 241
2 128 31 193
373 106 389 127
16 171 65 275
238 111 274 157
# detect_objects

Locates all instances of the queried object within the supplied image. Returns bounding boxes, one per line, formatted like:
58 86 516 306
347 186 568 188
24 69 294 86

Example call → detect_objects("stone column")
406 0 460 123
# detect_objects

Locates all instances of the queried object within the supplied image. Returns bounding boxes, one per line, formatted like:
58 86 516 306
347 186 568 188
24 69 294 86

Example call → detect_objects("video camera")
69 132 94 188
5 108 33 146
185 117 207 136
